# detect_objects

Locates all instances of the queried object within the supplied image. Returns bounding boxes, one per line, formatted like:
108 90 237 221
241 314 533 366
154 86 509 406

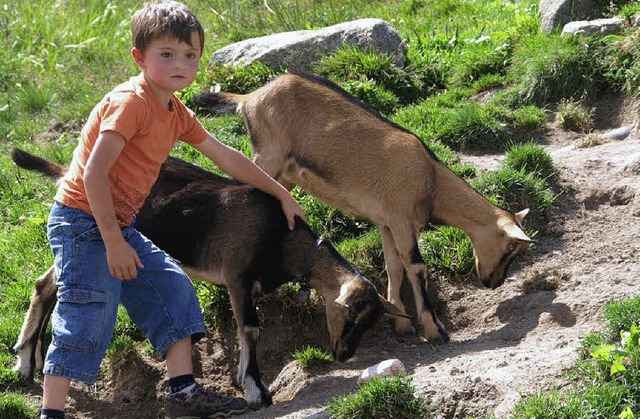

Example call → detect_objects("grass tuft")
0 392 38 419
555 99 594 133
328 375 432 419
503 141 559 181
292 345 333 368
510 34 597 106
576 133 611 148
472 167 556 224
515 296 640 418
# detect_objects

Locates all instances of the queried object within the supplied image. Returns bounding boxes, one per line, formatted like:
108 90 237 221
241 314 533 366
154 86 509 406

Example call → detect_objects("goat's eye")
508 243 516 252
349 306 357 319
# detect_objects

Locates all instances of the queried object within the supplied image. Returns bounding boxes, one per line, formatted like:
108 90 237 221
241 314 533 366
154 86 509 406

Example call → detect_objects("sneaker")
164 383 248 418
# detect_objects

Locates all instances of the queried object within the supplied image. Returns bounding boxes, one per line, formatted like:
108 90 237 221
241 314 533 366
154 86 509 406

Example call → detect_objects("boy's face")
132 31 202 95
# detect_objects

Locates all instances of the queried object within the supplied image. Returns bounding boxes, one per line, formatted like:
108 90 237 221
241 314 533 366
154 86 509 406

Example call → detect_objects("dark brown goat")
11 148 407 408
192 72 535 343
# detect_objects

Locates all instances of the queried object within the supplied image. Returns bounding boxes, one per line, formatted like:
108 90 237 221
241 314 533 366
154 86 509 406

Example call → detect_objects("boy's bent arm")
193 135 306 229
85 131 143 280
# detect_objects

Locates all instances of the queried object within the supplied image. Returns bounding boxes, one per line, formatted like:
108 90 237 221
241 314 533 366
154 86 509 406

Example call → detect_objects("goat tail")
190 91 245 116
11 148 67 180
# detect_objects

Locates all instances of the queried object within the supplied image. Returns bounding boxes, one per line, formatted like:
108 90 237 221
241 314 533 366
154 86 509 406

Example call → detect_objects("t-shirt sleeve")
98 92 147 142
179 104 209 145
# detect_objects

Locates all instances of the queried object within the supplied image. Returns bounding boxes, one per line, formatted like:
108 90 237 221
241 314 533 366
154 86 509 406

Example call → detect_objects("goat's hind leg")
13 265 58 381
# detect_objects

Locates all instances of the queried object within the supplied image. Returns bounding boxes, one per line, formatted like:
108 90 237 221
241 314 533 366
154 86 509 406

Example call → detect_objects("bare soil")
20 94 640 418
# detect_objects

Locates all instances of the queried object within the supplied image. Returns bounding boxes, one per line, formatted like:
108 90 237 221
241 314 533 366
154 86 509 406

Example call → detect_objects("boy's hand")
280 192 307 230
105 238 144 280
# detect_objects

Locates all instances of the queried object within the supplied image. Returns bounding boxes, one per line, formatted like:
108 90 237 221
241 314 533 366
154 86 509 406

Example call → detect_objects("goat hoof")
438 329 451 344
394 324 417 337
423 328 450 345
248 398 272 410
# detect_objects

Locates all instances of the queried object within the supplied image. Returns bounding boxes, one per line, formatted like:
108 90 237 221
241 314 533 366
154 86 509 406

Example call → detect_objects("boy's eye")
187 53 197 59
161 52 172 58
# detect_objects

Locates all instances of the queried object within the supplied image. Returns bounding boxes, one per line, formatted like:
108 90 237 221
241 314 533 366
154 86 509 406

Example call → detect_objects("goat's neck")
284 231 351 301
309 256 353 302
431 164 502 235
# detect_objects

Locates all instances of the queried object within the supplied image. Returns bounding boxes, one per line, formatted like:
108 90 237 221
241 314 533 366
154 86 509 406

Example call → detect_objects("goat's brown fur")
192 72 535 342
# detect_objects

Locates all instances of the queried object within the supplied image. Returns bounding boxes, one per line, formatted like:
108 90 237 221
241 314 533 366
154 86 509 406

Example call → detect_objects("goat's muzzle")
333 339 356 362
481 258 514 289
482 274 505 290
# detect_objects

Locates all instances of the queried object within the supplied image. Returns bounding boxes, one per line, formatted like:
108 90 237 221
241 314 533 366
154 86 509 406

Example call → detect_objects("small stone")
357 359 406 385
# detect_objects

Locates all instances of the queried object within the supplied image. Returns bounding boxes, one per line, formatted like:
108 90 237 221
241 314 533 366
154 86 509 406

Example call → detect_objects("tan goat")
192 72 535 343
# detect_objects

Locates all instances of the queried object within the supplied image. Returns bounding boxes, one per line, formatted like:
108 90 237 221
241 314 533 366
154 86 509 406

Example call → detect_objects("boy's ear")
131 47 145 68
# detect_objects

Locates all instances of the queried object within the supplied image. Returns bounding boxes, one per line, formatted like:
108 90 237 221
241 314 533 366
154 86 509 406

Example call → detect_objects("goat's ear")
379 295 411 319
504 220 535 243
514 208 530 224
334 286 350 308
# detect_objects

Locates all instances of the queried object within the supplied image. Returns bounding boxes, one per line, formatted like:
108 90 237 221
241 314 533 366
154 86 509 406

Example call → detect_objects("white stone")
357 358 406 385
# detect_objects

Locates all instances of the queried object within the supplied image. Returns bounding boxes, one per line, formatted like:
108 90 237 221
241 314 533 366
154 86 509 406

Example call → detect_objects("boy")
39 1 306 418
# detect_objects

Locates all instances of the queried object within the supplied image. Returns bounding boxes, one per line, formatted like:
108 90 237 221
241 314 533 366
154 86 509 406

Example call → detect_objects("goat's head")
471 209 535 289
327 276 409 361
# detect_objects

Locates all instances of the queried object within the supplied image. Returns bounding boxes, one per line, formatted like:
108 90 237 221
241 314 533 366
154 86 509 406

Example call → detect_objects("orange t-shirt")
55 73 208 226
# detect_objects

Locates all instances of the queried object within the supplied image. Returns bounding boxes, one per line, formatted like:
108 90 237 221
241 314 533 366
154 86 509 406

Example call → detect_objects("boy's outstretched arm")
193 135 306 230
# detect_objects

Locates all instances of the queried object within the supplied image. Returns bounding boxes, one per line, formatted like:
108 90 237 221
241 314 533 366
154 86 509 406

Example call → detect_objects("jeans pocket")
52 287 108 353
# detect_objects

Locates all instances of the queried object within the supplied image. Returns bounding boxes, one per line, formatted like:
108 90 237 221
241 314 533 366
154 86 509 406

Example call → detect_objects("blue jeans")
43 202 206 383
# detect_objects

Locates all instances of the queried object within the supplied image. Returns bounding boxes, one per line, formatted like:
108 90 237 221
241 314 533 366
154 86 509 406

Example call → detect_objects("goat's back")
241 73 441 226
137 157 294 291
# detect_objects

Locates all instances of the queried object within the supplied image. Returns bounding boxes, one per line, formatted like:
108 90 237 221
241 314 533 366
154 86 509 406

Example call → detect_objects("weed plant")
293 189 371 243
313 46 424 104
420 227 475 278
596 27 640 96
512 105 547 131
194 282 233 332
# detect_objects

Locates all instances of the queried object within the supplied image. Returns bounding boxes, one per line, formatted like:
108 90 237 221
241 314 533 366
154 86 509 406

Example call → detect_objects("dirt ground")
20 93 640 418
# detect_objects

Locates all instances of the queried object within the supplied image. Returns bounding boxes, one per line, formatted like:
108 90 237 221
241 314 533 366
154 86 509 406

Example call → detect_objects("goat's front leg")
388 222 450 344
381 226 416 336
229 280 272 408
13 265 58 381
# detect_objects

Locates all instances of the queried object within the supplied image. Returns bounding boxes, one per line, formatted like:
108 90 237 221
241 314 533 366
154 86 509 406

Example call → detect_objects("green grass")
2 0 640 416
0 392 38 419
328 375 432 419
337 229 386 289
508 33 599 106
503 141 559 182
555 99 594 133
292 345 333 368
513 297 640 419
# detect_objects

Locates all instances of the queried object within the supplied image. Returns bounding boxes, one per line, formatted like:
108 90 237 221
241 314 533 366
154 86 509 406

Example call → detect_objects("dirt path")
22 103 640 419
235 114 640 418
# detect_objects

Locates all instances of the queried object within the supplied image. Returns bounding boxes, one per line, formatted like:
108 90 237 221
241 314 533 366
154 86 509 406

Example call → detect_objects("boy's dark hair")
132 0 205 53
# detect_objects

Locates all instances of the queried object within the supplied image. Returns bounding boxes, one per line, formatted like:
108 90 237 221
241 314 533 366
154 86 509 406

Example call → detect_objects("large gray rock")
562 17 626 36
539 0 599 33
208 18 406 71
